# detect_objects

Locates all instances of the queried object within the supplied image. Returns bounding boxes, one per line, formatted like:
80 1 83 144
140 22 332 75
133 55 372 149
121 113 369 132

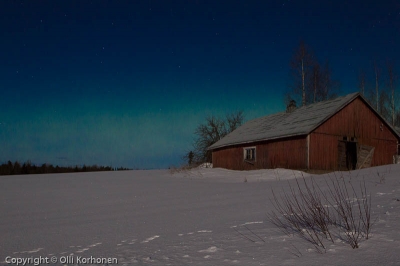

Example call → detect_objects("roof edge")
357 94 400 140
208 132 308 150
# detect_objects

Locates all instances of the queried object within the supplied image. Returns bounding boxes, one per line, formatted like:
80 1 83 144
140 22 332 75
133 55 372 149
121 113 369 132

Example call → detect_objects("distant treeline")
0 161 131 176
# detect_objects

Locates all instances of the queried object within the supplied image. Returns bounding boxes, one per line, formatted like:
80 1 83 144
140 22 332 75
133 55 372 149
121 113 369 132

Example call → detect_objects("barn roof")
208 92 400 150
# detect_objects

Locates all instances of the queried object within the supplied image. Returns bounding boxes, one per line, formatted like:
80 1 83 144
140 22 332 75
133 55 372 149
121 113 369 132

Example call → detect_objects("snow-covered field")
1 165 400 265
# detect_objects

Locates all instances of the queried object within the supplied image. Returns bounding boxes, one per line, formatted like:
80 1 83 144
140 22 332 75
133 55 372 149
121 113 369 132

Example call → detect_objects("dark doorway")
338 140 358 170
346 141 357 170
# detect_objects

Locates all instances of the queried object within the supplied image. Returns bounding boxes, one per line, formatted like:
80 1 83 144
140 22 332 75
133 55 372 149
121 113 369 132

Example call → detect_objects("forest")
0 160 130 176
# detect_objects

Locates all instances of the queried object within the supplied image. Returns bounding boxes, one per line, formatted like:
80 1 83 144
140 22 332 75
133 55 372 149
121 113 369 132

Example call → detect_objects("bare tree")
387 61 397 126
310 61 321 103
288 41 339 106
226 111 245 133
307 60 340 104
360 65 378 109
373 60 381 111
358 70 366 96
289 41 315 106
361 59 399 126
379 90 390 121
190 111 244 164
318 61 340 101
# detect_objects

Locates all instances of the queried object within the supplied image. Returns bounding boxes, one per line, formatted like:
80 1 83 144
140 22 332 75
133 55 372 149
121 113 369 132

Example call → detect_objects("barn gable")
310 97 399 169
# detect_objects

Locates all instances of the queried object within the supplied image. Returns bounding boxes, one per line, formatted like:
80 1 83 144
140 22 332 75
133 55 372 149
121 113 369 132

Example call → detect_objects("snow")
1 165 400 265
197 162 213 168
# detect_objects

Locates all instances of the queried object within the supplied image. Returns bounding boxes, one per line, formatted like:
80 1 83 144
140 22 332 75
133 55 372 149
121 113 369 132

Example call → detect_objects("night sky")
1 1 399 169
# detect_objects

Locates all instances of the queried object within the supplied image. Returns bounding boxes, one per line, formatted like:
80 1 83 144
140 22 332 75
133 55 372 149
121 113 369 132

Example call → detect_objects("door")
338 140 358 170
356 145 375 169
346 141 357 170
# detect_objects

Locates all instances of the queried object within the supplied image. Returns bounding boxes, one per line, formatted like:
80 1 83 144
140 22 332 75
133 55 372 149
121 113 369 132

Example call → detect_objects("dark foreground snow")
1 165 400 265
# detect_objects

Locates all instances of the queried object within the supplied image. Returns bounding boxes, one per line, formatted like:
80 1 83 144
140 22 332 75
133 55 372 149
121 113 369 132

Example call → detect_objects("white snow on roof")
209 92 360 150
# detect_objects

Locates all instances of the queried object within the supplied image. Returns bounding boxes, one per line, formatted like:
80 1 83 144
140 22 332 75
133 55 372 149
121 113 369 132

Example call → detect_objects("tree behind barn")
320 61 340 101
288 41 340 106
289 40 315 106
361 60 400 127
387 60 398 126
373 60 381 111
358 69 366 96
189 111 244 165
310 61 321 103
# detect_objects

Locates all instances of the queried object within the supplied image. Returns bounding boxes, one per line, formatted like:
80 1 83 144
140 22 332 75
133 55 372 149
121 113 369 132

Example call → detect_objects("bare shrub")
323 175 363 248
359 179 372 239
268 173 373 252
269 176 333 253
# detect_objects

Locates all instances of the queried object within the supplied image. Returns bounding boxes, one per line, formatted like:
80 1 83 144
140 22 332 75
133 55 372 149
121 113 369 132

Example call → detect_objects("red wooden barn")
208 92 400 171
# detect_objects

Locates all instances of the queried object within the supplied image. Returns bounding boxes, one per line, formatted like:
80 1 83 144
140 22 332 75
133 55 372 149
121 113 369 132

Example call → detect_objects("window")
244 147 256 162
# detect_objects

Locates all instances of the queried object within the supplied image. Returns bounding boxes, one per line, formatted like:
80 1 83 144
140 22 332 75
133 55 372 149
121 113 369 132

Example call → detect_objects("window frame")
243 146 256 163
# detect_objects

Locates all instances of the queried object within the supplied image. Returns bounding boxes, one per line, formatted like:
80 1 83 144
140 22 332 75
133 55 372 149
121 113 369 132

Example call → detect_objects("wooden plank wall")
310 97 399 170
212 136 307 170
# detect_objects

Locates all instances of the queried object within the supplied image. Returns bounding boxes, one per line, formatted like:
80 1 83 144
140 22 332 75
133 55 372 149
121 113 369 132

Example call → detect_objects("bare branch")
189 111 245 165
268 173 374 251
